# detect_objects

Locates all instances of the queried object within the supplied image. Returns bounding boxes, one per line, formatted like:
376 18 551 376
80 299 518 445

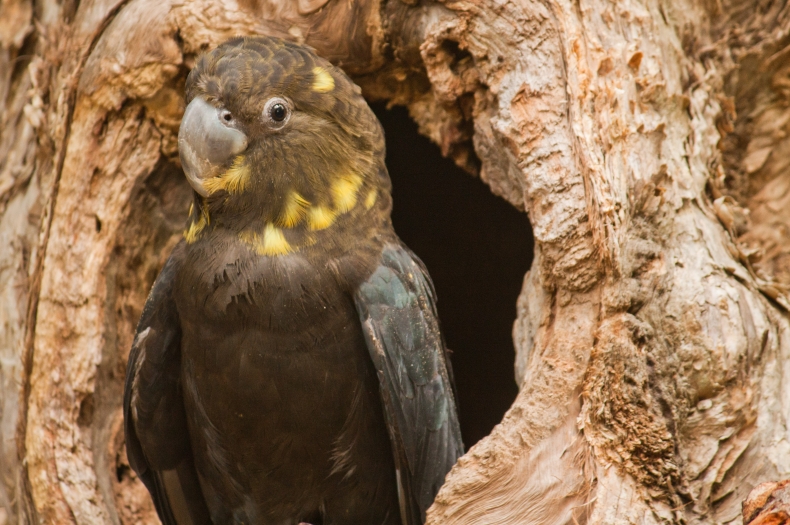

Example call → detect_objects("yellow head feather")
312 67 335 93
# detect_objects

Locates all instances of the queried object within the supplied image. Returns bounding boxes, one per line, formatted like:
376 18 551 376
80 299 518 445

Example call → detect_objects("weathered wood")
1 0 790 523
743 480 790 525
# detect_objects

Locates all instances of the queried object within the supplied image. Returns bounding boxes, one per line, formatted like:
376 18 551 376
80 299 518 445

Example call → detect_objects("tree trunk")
742 481 790 524
2 0 790 523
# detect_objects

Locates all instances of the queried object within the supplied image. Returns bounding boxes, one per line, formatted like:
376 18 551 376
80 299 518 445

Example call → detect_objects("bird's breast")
171 229 387 507
176 229 356 329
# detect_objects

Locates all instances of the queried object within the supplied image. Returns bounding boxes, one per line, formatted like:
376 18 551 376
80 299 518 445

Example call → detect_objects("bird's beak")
178 97 248 196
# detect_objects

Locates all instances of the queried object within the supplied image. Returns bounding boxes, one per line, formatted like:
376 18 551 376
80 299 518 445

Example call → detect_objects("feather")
123 242 211 524
355 243 464 524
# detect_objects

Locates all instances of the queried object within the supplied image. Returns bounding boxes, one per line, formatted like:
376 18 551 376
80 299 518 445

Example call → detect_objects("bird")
123 35 463 525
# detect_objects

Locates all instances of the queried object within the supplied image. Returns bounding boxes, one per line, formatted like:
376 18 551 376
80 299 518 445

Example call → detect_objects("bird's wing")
123 242 210 525
354 243 464 525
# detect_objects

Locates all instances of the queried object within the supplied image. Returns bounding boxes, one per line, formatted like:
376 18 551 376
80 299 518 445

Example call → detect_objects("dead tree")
1 0 790 523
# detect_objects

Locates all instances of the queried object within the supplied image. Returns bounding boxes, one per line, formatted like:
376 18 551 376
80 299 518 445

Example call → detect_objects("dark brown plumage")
124 36 462 525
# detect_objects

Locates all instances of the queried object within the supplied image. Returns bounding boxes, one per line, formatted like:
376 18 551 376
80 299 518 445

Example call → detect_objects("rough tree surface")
1 0 789 523
742 480 790 524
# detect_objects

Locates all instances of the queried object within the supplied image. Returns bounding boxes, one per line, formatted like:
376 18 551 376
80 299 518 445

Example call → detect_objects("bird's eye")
270 104 286 122
219 109 233 123
263 97 292 128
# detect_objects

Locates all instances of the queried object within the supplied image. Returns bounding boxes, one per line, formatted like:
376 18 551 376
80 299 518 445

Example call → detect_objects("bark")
743 480 790 525
1 0 790 523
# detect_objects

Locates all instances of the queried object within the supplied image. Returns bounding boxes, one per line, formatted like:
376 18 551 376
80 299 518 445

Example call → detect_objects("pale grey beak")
178 97 248 196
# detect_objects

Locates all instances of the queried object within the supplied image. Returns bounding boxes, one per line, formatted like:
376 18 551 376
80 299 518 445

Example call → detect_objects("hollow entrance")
372 104 535 447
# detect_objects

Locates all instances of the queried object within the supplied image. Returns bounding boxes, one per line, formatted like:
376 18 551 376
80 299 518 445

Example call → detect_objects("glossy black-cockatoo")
123 36 463 525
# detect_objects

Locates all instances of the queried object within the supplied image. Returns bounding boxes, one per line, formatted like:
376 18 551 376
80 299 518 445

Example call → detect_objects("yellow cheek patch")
312 67 335 93
184 205 210 244
331 175 363 213
364 189 377 210
239 224 292 256
203 156 250 195
308 206 337 231
277 191 311 228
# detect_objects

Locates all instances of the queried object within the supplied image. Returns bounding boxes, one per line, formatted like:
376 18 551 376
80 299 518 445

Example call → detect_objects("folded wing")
123 242 210 525
354 243 464 525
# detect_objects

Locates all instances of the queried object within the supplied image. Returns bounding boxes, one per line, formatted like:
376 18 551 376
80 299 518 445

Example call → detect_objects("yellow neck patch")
203 156 250 195
184 203 210 244
331 174 363 213
364 189 378 210
277 191 310 228
307 205 337 231
239 224 292 256
222 169 372 256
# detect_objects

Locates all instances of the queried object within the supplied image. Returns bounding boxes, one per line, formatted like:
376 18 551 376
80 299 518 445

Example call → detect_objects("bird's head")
178 36 391 255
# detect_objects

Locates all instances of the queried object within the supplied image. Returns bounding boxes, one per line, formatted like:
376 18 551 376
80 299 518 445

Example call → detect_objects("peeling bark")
1 0 790 523
743 480 790 525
